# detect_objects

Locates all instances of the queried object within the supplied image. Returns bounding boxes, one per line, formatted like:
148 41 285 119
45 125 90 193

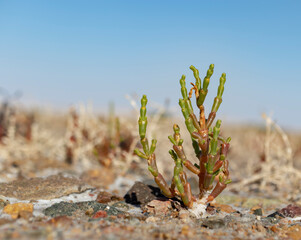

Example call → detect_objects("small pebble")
92 210 108 219
3 203 33 220
145 216 160 223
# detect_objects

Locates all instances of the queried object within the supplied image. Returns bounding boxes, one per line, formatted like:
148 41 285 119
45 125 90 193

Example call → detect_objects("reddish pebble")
93 210 107 219
279 204 301 218
270 225 279 233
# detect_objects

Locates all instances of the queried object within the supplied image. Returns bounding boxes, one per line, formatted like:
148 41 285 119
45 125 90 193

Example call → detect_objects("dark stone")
202 216 226 229
253 208 263 216
44 201 124 218
44 202 78 217
267 211 285 219
124 181 166 206
76 201 107 213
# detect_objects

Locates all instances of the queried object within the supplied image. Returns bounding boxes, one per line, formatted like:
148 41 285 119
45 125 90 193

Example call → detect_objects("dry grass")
228 114 301 200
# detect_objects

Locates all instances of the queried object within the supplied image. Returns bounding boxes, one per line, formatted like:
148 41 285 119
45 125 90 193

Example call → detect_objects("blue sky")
0 1 300 129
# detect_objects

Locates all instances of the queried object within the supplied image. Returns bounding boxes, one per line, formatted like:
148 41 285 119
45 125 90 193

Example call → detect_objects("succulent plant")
134 64 231 208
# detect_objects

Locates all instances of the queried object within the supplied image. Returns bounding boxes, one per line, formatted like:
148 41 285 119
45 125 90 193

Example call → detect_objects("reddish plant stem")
173 145 200 174
154 173 174 198
221 142 230 157
199 105 206 130
180 172 193 208
206 112 216 128
203 172 213 191
206 182 227 202
148 154 175 198
198 154 207 198
212 160 223 173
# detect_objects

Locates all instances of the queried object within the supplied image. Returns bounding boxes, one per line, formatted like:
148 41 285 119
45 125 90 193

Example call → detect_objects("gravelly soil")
0 175 300 240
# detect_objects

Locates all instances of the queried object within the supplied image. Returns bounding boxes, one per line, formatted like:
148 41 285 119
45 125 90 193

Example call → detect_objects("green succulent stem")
189 65 202 91
179 99 197 135
134 149 147 159
170 150 193 207
135 95 175 200
180 75 194 115
149 139 157 155
197 64 214 106
135 64 231 208
225 179 232 185
141 137 149 156
138 95 148 139
211 73 226 113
